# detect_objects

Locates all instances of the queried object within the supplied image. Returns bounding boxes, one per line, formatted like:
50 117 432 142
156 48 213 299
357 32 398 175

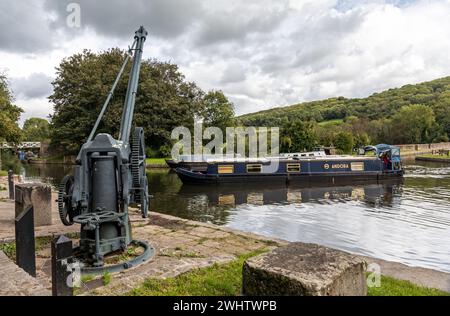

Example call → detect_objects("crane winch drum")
58 26 152 270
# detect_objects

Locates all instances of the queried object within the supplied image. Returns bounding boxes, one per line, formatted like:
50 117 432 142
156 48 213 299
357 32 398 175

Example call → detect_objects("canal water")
22 160 450 273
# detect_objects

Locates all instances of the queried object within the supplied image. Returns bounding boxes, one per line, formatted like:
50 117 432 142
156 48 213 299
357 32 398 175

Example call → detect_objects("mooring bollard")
15 183 52 226
15 206 36 277
8 169 14 200
51 235 74 296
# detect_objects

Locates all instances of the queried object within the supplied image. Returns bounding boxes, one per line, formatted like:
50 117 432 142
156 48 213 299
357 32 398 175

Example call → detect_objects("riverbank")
416 154 450 163
146 158 169 168
397 142 450 158
0 208 448 296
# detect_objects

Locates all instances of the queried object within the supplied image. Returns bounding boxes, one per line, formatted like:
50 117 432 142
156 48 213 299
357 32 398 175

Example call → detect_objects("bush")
334 132 354 154
0 151 22 174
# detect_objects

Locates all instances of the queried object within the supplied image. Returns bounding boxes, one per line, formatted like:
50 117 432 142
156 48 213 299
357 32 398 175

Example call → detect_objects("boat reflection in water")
178 178 403 210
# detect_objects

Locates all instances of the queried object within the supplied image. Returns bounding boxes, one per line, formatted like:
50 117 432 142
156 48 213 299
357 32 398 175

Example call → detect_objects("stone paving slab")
0 251 50 296
86 210 280 296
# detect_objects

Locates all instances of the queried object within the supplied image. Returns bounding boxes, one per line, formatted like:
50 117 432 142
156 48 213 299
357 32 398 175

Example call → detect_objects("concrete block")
15 183 52 226
243 242 367 296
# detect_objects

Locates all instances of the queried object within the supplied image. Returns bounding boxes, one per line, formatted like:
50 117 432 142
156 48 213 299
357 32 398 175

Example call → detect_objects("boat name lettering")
324 163 349 169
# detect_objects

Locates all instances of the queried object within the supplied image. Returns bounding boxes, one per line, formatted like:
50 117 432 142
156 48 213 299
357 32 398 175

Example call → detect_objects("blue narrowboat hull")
175 158 404 185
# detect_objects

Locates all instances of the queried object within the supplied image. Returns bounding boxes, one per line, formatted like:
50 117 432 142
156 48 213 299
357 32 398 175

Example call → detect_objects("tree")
334 131 354 153
238 76 450 145
390 104 436 144
49 49 204 154
353 133 370 149
22 118 50 142
0 74 23 143
280 120 316 152
201 90 235 131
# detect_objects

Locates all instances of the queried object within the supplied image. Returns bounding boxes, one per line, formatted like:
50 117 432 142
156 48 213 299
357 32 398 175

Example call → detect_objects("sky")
1 0 450 125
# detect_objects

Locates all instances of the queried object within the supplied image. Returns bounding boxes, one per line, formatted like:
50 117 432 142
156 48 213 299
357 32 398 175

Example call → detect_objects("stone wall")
396 142 450 153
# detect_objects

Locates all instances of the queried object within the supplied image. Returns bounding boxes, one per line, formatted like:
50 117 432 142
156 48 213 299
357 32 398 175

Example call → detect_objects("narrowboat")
174 144 403 184
166 151 326 171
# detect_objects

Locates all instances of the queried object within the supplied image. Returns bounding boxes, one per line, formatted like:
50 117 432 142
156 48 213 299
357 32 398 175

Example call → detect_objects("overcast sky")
1 0 450 125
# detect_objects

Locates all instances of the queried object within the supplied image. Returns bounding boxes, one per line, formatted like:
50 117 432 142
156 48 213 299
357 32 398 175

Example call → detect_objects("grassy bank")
129 250 265 296
0 170 8 177
417 154 450 161
128 251 449 296
369 275 449 296
145 158 169 167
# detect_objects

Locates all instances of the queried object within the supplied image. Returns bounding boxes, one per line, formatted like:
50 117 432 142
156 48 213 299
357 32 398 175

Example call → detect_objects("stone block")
15 183 52 226
243 242 367 296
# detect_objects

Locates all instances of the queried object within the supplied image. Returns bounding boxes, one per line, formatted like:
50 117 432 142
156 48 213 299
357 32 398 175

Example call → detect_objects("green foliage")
280 120 316 152
390 104 436 144
239 76 450 144
22 118 50 142
49 49 205 154
201 90 235 131
128 248 448 296
102 271 112 286
0 73 23 143
128 249 267 296
0 151 22 174
0 242 16 260
81 274 95 284
368 275 449 296
334 131 354 154
145 158 168 165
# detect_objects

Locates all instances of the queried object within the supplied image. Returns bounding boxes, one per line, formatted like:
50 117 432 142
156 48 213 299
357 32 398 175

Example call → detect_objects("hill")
238 76 450 131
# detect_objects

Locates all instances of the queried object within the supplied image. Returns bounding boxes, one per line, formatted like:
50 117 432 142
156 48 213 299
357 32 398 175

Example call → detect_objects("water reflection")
147 167 450 273
21 164 75 188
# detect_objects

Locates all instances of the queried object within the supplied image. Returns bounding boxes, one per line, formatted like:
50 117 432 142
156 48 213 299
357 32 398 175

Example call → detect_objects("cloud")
2 0 450 120
0 1 54 52
10 73 53 100
44 0 205 39
17 98 52 126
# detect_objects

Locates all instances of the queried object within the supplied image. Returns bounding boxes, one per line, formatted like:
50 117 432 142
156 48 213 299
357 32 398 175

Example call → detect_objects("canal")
21 160 450 273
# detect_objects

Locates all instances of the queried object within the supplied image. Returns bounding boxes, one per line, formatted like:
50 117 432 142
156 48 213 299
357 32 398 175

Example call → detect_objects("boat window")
301 154 306 157
351 162 364 171
218 165 234 174
287 163 301 172
246 164 262 173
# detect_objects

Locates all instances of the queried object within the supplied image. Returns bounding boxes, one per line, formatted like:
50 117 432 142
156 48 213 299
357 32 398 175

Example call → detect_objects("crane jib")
119 26 148 143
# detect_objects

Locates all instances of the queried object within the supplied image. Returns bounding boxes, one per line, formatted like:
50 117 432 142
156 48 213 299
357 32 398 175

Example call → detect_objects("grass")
318 119 344 126
0 170 8 177
81 274 95 284
0 233 80 262
417 154 450 160
128 249 267 296
102 272 112 286
0 242 16 259
145 158 168 165
128 248 449 296
368 275 449 296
